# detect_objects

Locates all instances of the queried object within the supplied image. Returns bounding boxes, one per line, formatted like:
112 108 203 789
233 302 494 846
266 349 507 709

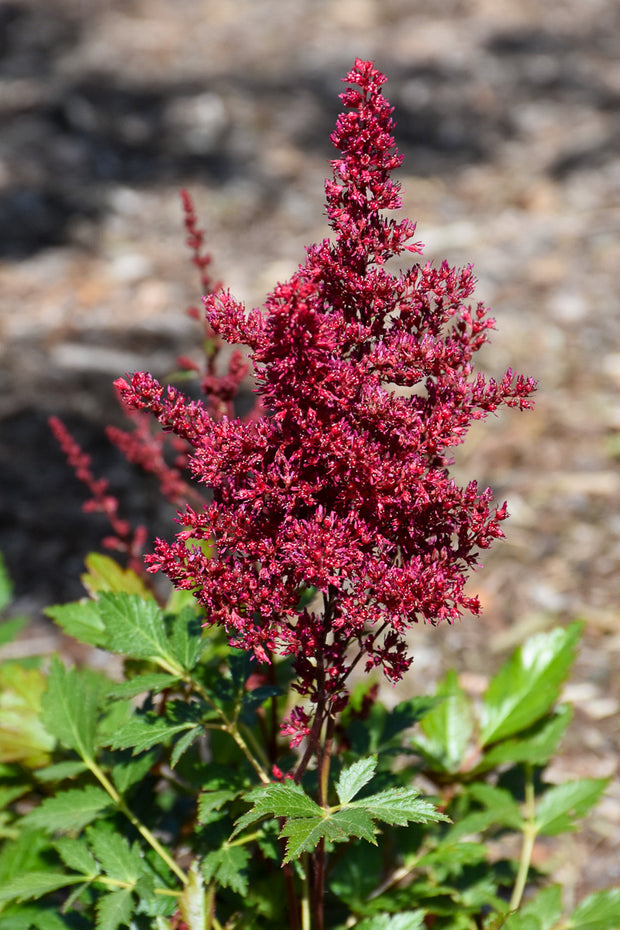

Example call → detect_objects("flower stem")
300 856 311 930
87 757 188 885
312 710 336 930
188 675 271 785
510 763 538 912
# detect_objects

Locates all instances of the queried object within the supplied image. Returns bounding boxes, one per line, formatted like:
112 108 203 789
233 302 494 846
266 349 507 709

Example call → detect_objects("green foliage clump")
0 553 617 930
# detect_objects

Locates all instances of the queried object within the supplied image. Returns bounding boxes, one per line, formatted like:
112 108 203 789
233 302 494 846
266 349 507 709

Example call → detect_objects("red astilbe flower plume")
48 416 147 573
117 60 535 715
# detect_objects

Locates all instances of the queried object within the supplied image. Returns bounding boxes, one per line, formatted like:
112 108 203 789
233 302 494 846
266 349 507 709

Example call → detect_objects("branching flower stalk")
117 59 536 926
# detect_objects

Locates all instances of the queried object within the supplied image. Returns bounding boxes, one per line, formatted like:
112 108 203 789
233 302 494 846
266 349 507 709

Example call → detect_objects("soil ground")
0 0 619 903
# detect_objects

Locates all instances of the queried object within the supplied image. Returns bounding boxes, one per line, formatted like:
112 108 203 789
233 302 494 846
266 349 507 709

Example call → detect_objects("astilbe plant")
117 58 535 740
2 59 619 930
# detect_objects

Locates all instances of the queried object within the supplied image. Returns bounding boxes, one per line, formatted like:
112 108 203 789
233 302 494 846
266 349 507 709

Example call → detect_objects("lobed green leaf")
167 605 205 672
350 786 448 828
198 788 242 821
97 593 171 664
40 657 104 762
45 600 107 649
0 872 84 905
278 808 376 863
0 829 53 885
107 714 198 755
201 844 250 896
0 903 75 930
106 673 181 699
170 726 203 767
35 760 89 782
232 781 321 836
87 826 143 883
20 785 112 833
95 888 134 930
54 836 99 876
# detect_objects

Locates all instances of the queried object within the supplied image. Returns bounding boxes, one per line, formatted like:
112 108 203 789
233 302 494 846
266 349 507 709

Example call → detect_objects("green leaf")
232 782 322 836
106 673 181 699
202 844 250 895
0 872 84 905
40 657 103 762
0 664 56 767
331 807 379 847
0 829 53 884
107 716 189 754
81 552 152 600
535 778 608 836
474 705 573 773
54 836 99 876
350 786 448 827
279 807 377 862
97 593 172 665
336 757 377 804
411 669 473 772
95 888 134 930
45 600 107 648
0 903 75 930
233 772 445 866
480 623 582 746
170 727 203 768
567 888 620 930
35 760 89 782
20 785 112 833
167 605 205 672
198 788 242 821
87 827 143 883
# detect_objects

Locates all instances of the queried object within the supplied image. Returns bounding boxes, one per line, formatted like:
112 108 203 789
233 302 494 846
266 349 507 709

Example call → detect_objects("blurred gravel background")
0 0 619 899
